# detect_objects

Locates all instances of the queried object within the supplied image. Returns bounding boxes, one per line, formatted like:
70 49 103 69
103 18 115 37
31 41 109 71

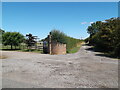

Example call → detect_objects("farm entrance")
43 32 66 55
25 33 66 55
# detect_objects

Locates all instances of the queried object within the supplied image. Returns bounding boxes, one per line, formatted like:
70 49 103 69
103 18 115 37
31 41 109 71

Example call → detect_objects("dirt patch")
0 55 7 59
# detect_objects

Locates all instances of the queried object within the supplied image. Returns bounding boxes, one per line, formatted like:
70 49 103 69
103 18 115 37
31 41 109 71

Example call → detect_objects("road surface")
1 45 118 88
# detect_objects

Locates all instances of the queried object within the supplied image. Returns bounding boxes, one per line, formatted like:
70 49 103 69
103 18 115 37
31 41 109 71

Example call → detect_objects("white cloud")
102 20 106 23
81 22 87 25
90 22 94 24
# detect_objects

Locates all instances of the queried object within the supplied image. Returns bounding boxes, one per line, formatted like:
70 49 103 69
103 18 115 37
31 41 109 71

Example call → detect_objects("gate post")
48 32 52 54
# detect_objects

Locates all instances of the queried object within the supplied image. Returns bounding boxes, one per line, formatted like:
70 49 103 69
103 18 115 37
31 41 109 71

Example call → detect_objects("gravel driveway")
1 45 118 88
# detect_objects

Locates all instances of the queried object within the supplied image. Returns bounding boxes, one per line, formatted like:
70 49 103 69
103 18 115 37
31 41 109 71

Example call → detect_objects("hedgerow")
50 30 81 53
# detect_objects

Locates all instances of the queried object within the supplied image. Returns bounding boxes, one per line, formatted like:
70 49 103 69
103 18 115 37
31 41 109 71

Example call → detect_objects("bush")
86 17 120 58
114 43 120 58
50 30 81 53
51 30 67 44
85 37 89 43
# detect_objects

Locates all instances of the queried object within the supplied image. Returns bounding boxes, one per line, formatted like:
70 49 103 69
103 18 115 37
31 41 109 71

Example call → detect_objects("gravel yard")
1 45 118 88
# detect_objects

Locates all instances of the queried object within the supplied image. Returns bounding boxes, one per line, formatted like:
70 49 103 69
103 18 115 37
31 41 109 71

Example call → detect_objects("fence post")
48 32 52 54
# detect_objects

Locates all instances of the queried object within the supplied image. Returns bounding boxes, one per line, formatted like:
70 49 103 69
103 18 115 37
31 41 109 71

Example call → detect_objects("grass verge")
67 42 83 53
67 46 81 53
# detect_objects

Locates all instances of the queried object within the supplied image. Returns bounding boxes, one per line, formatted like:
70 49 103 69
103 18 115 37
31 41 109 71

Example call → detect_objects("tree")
86 17 120 58
50 30 67 44
0 29 5 43
87 21 103 37
0 29 5 35
26 33 37 49
113 17 120 57
87 21 103 45
2 32 24 49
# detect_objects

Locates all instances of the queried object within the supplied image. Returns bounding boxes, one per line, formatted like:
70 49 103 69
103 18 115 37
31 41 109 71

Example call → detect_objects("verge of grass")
0 45 43 53
67 46 81 53
67 41 85 53
67 42 84 53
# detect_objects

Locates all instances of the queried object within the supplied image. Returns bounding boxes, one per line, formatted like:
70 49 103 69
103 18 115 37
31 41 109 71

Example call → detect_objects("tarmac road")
1 44 118 88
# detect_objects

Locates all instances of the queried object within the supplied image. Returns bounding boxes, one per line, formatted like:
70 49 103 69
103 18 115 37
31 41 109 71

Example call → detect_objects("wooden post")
48 32 52 54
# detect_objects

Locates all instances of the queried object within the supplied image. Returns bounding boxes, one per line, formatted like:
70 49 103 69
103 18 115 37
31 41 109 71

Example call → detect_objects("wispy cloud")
90 22 94 24
81 22 87 25
81 22 94 25
102 20 106 23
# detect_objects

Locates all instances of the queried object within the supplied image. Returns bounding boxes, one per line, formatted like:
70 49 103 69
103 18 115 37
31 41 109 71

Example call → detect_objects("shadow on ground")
84 44 117 59
85 44 103 52
0 49 21 51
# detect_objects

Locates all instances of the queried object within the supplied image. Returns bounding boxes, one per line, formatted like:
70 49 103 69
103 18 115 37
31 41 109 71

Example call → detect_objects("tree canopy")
26 33 37 49
86 17 120 58
2 32 24 49
0 29 5 43
51 30 67 44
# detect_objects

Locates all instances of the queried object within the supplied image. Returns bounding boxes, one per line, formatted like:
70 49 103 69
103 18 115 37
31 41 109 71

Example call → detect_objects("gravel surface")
1 45 118 88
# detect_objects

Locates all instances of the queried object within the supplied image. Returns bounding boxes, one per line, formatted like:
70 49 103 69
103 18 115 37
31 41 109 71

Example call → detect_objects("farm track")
1 44 118 88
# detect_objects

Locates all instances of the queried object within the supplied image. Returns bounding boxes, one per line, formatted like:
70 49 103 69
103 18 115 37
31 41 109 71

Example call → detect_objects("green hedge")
50 30 81 53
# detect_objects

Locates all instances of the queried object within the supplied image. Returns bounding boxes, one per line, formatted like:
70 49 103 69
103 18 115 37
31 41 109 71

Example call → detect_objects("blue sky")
2 2 118 39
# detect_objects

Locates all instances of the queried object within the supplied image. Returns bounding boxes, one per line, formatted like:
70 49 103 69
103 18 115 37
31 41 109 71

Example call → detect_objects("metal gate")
43 41 49 54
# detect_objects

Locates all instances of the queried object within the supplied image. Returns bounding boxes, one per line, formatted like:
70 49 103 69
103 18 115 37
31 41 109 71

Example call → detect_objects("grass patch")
0 45 27 50
67 42 84 53
1 49 43 53
67 46 81 53
0 45 43 53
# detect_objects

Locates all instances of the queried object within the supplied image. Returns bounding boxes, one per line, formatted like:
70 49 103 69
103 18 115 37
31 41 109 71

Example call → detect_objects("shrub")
114 42 120 58
51 30 67 44
50 30 81 53
86 17 120 58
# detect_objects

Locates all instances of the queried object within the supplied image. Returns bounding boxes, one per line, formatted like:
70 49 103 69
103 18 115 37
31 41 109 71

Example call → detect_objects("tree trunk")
11 45 13 49
19 45 21 49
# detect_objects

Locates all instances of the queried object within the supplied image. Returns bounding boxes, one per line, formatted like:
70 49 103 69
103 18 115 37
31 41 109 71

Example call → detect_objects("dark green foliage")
2 32 24 49
0 29 5 35
87 21 103 37
0 29 5 43
51 30 67 44
26 33 37 47
114 42 120 58
87 17 120 58
84 37 89 43
50 30 81 53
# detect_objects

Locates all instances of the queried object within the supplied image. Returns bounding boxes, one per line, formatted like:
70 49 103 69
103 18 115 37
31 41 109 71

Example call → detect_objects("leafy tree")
51 30 67 44
0 29 5 43
2 32 24 49
26 33 37 49
87 21 103 37
0 29 5 35
86 17 120 58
